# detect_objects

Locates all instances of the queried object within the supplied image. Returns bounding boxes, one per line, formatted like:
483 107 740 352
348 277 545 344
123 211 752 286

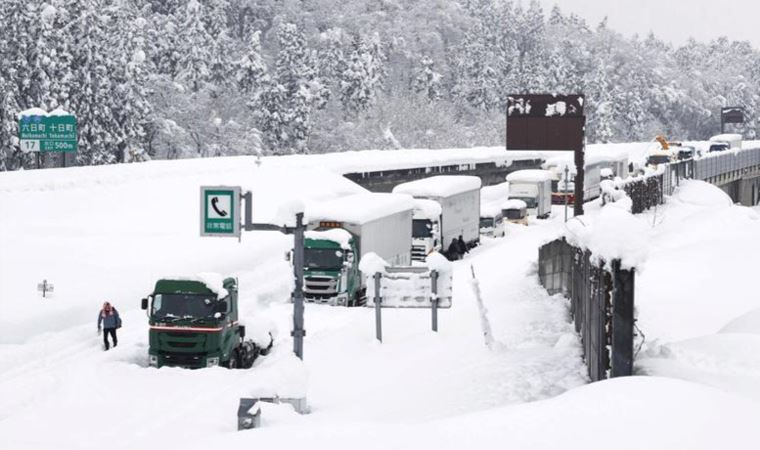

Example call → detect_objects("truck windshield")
412 219 434 238
510 197 537 209
152 294 220 320
305 248 344 270
505 209 524 220
479 217 494 228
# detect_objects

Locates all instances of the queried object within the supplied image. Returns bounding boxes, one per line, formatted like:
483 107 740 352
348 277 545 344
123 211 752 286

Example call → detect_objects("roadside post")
431 270 439 332
37 279 54 298
374 273 383 342
367 264 452 341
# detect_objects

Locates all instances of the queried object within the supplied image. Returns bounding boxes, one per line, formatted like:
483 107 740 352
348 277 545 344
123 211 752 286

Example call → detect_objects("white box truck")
506 170 552 219
393 175 481 261
304 193 414 306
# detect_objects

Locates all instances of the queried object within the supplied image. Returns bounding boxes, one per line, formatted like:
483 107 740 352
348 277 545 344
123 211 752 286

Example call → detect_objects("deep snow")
1 148 760 449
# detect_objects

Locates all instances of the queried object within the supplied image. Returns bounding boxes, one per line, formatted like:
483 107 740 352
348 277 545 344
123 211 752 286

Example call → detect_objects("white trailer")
506 170 552 218
305 193 414 304
393 175 482 261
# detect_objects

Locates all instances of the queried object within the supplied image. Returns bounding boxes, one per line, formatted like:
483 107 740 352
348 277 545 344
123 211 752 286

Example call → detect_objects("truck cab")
304 193 414 306
141 276 270 369
506 170 552 219
479 202 506 237
502 199 528 225
410 199 442 261
303 228 360 306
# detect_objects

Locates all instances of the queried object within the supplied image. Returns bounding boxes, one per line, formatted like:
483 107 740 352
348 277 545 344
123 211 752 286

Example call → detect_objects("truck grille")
411 245 428 262
158 351 206 368
304 276 338 294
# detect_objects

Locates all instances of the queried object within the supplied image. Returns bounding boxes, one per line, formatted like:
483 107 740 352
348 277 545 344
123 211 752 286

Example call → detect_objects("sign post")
200 186 306 360
37 279 54 298
506 94 586 216
18 111 77 168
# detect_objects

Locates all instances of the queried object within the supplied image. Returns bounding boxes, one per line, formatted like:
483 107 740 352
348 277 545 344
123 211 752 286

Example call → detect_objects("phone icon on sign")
211 197 228 217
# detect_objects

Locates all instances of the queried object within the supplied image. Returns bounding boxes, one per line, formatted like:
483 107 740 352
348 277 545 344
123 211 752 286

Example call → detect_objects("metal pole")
374 273 382 342
563 165 569 222
431 270 439 332
574 145 585 217
292 212 305 359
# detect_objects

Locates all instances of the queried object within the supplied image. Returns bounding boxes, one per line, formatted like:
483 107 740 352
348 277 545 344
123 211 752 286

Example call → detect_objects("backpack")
116 310 122 329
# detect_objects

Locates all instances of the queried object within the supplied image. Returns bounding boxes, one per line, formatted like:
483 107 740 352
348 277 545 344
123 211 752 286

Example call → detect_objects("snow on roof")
601 168 614 178
48 107 72 116
307 193 414 225
170 272 229 299
502 199 527 210
412 198 442 220
392 175 482 198
480 201 504 217
305 228 353 249
710 134 742 142
480 181 510 205
506 170 553 183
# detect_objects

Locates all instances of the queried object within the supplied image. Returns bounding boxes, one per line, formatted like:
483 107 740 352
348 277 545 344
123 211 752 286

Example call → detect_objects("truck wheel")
226 349 239 369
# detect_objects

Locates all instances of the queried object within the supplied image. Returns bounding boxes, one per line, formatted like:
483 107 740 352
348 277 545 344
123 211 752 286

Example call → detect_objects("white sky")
538 0 760 48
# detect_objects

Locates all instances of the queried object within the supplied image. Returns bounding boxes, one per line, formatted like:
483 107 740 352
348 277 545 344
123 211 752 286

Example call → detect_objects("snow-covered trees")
258 23 328 154
1 0 760 170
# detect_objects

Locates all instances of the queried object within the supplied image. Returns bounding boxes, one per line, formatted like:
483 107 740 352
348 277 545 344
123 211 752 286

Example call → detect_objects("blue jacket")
98 308 121 329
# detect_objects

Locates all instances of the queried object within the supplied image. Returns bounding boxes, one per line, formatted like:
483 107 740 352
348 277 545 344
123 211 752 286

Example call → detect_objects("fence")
621 147 760 214
538 238 634 382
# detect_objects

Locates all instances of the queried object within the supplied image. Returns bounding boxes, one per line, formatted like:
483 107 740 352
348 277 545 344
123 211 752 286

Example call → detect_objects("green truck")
141 276 271 369
303 193 414 306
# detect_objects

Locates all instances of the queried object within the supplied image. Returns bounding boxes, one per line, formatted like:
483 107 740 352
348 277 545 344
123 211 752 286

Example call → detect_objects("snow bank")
358 252 388 275
424 251 452 275
170 272 229 298
392 175 482 198
720 308 760 335
506 169 553 183
306 193 414 225
412 198 442 220
304 229 353 249
502 199 527 210
564 205 648 269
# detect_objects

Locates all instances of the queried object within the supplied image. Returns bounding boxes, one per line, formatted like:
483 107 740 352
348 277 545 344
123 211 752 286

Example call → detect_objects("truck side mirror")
141 298 148 310
285 251 292 262
346 251 355 263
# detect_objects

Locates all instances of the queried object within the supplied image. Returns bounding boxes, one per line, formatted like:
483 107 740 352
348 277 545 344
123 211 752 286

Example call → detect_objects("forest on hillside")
1 0 759 170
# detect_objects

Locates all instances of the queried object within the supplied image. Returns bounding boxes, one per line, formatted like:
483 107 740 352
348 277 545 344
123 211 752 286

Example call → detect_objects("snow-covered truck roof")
710 134 742 143
392 175 482 198
506 170 553 183
412 198 442 220
307 193 414 225
480 181 510 205
502 199 528 210
305 229 353 249
480 201 505 218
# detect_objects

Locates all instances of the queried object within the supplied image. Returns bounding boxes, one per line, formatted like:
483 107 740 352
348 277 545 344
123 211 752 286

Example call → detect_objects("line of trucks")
141 162 630 369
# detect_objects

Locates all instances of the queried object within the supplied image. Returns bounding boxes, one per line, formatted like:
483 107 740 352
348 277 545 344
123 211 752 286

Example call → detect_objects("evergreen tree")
176 0 213 92
412 56 442 101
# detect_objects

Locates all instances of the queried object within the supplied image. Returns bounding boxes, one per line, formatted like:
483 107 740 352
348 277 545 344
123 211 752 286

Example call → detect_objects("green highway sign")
18 113 77 153
200 186 241 238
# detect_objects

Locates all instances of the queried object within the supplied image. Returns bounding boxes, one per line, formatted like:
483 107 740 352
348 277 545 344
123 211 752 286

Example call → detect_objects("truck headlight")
206 357 220 367
149 355 158 367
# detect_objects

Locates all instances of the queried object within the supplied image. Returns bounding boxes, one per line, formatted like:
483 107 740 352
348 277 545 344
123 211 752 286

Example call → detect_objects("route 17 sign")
200 186 241 237
18 111 77 153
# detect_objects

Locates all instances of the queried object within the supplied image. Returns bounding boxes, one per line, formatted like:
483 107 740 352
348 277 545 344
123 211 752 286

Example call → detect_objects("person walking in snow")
457 235 469 256
446 238 461 261
97 301 121 350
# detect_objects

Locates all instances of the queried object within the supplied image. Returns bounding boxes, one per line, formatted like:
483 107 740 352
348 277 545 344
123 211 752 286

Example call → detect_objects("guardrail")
620 147 760 213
